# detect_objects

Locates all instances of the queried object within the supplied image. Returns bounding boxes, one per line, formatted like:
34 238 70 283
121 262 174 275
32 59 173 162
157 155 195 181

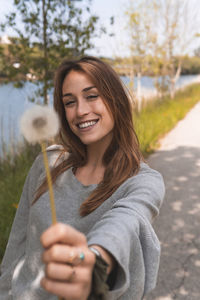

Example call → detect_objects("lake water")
0 74 199 156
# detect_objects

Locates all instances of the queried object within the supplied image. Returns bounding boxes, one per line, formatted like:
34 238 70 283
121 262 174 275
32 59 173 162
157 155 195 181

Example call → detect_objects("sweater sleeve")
0 154 42 297
87 163 165 300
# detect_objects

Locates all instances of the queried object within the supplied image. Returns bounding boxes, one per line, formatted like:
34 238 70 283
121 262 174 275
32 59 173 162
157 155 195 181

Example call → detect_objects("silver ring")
67 250 85 265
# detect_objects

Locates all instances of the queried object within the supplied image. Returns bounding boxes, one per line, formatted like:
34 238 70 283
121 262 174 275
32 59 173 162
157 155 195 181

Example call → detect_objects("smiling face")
62 70 114 148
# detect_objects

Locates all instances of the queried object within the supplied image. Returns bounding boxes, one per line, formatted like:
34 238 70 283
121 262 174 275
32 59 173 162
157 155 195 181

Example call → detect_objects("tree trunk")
136 72 142 112
170 61 182 99
129 66 135 102
42 0 48 105
170 78 175 98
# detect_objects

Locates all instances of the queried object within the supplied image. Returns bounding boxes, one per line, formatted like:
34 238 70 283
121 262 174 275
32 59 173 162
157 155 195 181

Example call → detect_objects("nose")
76 99 90 116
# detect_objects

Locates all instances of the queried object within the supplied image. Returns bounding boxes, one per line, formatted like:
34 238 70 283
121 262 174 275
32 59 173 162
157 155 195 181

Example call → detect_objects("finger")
45 263 93 284
40 223 87 248
41 277 91 300
42 244 95 267
41 278 79 299
45 263 76 281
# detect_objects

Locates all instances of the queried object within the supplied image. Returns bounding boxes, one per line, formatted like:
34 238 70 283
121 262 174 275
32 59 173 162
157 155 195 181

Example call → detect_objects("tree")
0 0 101 104
156 0 199 98
125 0 200 100
194 46 200 58
125 0 158 110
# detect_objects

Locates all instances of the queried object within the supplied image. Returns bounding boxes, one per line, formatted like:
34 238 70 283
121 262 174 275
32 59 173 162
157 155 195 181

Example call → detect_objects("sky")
0 0 130 58
88 0 200 57
0 0 200 58
89 0 130 57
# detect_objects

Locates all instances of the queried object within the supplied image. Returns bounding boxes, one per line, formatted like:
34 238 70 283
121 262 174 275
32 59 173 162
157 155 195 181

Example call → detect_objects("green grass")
134 83 200 155
0 83 200 262
0 143 40 261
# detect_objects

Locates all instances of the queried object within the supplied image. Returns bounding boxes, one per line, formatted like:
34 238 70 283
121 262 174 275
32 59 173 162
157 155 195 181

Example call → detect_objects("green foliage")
111 55 200 76
0 143 40 262
181 56 200 75
194 46 200 57
0 0 101 103
124 0 200 98
134 83 200 155
125 0 157 75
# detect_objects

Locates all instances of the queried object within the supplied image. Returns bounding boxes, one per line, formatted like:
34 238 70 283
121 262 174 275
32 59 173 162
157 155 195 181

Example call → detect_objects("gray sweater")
0 146 165 300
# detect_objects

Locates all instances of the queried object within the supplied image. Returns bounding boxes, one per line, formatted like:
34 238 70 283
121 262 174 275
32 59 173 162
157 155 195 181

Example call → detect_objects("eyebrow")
62 86 96 98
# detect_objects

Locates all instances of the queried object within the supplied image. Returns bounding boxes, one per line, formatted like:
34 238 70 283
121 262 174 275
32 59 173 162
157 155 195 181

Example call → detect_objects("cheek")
108 117 114 131
96 101 111 117
102 107 114 128
65 109 72 123
64 110 74 131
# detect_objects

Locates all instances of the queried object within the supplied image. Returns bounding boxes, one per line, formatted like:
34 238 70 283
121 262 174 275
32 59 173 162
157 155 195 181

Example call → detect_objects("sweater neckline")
69 168 98 190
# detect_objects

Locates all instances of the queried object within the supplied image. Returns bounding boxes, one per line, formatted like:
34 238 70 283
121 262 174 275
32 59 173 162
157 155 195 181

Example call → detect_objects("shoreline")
0 75 200 157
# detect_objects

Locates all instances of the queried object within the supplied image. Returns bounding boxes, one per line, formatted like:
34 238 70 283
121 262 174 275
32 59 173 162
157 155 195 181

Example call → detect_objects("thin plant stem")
41 143 63 300
40 142 57 224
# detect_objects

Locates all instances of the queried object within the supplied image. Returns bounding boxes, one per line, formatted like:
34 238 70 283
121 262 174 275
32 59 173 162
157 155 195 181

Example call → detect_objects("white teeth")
78 120 97 129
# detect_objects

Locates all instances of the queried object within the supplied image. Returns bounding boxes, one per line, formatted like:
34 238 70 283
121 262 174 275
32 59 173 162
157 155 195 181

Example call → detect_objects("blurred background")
0 1 200 299
0 0 200 155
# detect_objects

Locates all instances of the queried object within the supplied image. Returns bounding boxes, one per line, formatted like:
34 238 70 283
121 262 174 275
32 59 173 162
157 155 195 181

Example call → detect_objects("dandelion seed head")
20 105 60 144
32 117 47 129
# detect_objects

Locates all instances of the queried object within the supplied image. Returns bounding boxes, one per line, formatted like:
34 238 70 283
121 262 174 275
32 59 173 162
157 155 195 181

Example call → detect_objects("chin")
79 135 101 145
80 139 97 145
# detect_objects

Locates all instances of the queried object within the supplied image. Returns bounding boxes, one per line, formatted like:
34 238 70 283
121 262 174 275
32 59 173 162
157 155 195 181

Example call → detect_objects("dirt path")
146 102 200 300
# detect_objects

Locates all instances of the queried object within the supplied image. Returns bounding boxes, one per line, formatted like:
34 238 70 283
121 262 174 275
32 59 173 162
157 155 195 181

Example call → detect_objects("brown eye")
87 95 98 100
64 100 75 106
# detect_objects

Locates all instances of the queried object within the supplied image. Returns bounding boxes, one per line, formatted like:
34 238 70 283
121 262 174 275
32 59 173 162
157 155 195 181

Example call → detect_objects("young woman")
0 57 165 300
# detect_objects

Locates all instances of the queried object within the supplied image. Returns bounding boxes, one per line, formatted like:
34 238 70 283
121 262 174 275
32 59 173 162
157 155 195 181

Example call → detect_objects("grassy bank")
0 83 200 262
134 83 200 155
0 144 40 261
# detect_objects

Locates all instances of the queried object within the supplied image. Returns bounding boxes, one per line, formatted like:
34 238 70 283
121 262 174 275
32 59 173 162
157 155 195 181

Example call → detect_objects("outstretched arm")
40 163 165 299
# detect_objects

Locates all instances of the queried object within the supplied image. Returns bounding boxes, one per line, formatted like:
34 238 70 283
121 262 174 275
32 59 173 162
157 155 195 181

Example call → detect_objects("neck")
86 134 112 169
74 135 112 185
74 143 107 185
86 143 105 170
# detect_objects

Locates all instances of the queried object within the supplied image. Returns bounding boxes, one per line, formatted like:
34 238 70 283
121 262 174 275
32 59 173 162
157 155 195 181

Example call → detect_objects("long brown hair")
34 56 143 216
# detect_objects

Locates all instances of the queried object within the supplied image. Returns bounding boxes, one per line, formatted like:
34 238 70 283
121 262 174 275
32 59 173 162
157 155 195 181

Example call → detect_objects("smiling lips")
77 119 99 129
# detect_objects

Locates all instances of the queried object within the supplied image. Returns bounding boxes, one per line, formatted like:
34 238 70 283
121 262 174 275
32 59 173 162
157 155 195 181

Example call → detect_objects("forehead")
62 71 95 92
